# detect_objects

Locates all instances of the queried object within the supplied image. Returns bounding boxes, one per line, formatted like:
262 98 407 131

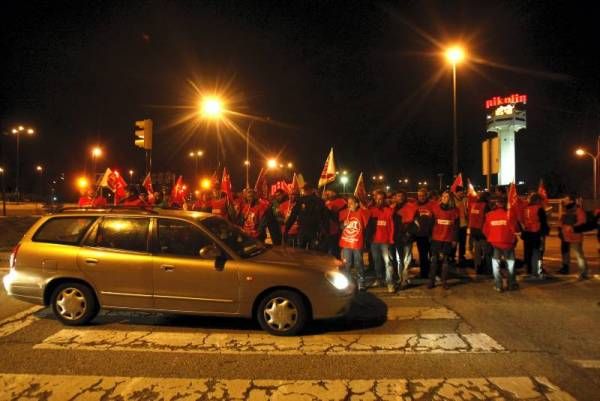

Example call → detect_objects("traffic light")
134 119 153 150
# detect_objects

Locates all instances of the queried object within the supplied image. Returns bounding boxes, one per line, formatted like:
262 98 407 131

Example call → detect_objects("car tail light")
9 243 21 270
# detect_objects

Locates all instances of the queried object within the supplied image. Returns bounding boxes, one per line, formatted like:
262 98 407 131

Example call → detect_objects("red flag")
318 148 336 188
221 167 233 201
507 182 522 224
289 173 300 195
108 170 127 205
450 173 463 193
353 172 368 205
537 179 548 204
142 173 155 204
467 179 478 200
254 167 269 200
170 175 185 207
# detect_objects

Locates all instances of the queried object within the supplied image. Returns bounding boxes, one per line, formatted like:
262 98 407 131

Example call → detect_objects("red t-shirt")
369 206 394 244
396 201 418 224
242 202 267 238
468 201 487 230
431 203 459 243
339 208 370 250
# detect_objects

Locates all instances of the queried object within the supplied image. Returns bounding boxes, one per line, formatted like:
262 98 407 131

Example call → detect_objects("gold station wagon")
3 208 355 335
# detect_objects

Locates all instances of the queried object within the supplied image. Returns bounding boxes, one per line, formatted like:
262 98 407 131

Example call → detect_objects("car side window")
33 217 97 245
158 219 214 257
91 217 150 252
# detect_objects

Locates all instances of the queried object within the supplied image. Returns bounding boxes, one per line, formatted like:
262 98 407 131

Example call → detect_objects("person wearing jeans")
339 196 369 290
393 191 418 290
483 196 519 292
428 191 459 290
367 191 395 292
560 194 589 279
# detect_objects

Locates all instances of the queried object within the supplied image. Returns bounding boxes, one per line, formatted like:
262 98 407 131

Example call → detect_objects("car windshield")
200 216 266 258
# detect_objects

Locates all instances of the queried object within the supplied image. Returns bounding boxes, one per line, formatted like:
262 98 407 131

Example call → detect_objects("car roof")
52 207 213 220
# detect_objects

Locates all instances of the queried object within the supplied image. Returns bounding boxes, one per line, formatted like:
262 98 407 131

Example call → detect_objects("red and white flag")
318 148 336 188
221 167 233 201
467 178 478 200
289 173 300 195
142 173 155 204
354 172 368 206
106 170 127 205
170 175 186 207
450 173 463 193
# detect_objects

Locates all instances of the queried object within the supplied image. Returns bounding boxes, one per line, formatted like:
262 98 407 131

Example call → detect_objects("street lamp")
0 167 6 216
189 150 204 179
128 169 134 184
91 146 102 181
267 158 278 169
199 96 224 169
575 138 600 200
11 125 35 200
445 45 466 175
340 175 349 194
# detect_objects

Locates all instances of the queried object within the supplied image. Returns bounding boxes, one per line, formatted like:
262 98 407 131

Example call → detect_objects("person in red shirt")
192 191 211 212
210 188 229 220
119 187 148 207
414 189 435 279
367 190 395 292
339 196 369 290
324 189 347 258
468 192 490 275
559 194 588 279
392 191 418 290
428 191 459 289
483 196 518 292
520 193 549 279
239 189 268 240
77 189 95 207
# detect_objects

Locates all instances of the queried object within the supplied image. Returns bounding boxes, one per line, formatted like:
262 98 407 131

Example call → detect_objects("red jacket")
521 204 542 233
483 208 517 250
431 203 459 243
339 208 370 250
368 206 394 244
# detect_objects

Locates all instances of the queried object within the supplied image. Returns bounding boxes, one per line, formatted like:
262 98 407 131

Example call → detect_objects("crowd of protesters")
77 177 594 294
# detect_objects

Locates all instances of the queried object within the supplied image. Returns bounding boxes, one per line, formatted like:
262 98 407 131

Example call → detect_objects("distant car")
3 208 354 335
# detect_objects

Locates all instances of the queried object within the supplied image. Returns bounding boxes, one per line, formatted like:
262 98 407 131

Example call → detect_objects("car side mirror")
199 244 220 259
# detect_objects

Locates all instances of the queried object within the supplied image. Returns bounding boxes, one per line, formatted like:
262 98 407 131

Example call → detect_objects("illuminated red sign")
485 93 527 109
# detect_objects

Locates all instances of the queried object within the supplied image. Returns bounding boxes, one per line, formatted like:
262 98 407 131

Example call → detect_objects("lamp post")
128 169 134 184
0 167 6 216
437 173 444 191
11 125 35 201
445 46 465 176
36 165 43 200
575 136 600 200
91 147 102 182
189 150 204 180
340 175 349 194
200 97 224 169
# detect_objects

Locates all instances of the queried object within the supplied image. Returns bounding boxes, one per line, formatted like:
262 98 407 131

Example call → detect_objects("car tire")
257 289 308 336
50 282 98 326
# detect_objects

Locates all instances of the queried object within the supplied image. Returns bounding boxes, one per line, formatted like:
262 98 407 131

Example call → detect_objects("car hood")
250 246 341 273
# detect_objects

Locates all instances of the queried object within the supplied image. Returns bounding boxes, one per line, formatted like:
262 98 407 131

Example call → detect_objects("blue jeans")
492 247 516 289
561 241 588 276
371 243 394 285
394 242 413 285
341 248 365 286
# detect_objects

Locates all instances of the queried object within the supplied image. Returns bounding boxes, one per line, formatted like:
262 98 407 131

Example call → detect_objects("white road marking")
0 306 44 339
0 373 577 401
573 359 600 368
35 329 505 354
387 306 459 320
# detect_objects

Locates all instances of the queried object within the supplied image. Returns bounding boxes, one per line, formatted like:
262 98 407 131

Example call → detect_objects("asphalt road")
1 236 599 400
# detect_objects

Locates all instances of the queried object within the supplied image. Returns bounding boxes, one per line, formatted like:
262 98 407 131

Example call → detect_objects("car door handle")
161 264 175 272
85 258 99 264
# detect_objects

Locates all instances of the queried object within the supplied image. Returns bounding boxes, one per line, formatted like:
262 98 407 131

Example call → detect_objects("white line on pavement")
0 306 44 339
0 373 577 401
34 329 505 355
573 359 600 368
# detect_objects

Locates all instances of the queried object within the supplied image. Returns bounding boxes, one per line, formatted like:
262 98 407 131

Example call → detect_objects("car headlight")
325 271 350 290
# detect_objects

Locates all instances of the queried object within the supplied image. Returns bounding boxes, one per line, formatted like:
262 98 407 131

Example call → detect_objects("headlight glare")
325 271 350 290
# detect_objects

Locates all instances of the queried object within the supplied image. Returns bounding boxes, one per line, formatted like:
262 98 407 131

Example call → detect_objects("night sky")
2 0 599 198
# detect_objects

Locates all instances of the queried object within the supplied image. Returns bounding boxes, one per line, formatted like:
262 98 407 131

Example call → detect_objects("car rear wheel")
51 282 98 326
257 290 308 336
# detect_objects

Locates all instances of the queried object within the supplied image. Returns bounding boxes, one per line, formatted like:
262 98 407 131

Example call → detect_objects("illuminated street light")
445 45 466 175
287 162 293 169
0 166 5 216
340 175 349 193
267 159 278 169
244 160 250 166
200 178 212 190
575 138 600 200
77 176 89 190
11 124 35 200
36 165 43 172
129 169 134 183
90 146 102 181
201 97 223 118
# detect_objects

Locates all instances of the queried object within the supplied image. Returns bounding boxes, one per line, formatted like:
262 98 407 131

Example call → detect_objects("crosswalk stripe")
572 359 600 368
0 306 44 339
348 305 459 320
35 329 504 354
0 373 577 400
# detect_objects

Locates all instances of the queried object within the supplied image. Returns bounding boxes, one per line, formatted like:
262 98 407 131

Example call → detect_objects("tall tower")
484 93 527 185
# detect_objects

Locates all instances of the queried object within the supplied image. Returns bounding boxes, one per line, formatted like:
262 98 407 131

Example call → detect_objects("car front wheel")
257 289 308 336
51 282 98 326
